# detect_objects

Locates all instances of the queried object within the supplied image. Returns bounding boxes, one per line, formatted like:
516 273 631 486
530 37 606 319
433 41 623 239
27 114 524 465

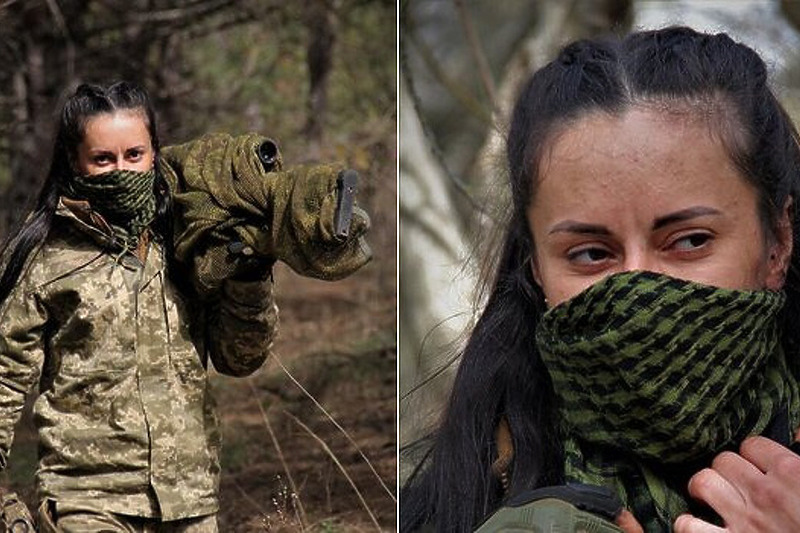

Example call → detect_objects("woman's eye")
567 247 612 265
93 155 111 165
671 233 712 252
127 149 143 160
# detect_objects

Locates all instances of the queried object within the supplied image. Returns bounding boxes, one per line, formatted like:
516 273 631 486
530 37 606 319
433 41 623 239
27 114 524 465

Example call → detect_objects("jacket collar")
55 197 151 261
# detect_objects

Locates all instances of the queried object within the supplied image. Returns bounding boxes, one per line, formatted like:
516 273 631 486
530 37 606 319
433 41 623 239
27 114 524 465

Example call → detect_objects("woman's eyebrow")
548 220 611 235
652 206 722 230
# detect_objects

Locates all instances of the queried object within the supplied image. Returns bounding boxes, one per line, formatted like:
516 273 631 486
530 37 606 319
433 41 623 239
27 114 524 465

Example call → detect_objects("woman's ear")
766 197 794 290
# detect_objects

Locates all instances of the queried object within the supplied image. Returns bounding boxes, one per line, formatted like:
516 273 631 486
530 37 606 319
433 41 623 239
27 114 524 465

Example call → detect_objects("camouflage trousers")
37 500 218 533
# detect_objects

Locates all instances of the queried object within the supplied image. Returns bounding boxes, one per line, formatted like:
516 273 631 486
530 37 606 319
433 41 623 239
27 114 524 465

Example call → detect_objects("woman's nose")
622 249 661 274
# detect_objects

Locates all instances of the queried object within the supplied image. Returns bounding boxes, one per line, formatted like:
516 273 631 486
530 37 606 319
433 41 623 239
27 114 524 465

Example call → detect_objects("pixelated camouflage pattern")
0 201 278 521
38 498 219 532
160 133 371 297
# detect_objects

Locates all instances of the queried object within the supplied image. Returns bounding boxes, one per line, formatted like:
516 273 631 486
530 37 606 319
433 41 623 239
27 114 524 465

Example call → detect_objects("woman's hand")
674 436 800 532
616 509 644 533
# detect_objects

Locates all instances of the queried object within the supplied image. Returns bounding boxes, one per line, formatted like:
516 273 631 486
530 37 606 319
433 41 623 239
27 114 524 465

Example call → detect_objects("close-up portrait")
0 1 396 532
400 1 800 532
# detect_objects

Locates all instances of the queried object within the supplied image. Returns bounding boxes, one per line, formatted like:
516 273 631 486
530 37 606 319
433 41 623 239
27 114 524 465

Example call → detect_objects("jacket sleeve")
161 134 280 376
0 261 47 468
205 276 278 377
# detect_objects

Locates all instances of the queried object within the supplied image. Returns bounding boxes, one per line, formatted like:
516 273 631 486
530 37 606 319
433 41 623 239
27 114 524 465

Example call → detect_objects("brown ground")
4 142 397 532
215 264 397 532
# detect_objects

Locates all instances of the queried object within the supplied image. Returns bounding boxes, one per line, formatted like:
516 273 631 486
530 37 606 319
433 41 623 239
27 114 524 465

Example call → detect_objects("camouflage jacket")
0 196 278 520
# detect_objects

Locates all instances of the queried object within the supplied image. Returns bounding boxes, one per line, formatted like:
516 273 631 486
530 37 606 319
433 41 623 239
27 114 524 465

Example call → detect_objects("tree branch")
453 0 498 108
404 27 492 125
128 0 236 23
44 0 76 80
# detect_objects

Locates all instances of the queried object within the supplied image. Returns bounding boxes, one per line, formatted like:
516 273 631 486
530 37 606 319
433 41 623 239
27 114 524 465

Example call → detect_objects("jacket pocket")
42 261 139 374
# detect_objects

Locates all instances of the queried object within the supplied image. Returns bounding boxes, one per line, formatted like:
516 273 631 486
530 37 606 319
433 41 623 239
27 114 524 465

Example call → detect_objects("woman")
401 27 800 532
0 81 280 531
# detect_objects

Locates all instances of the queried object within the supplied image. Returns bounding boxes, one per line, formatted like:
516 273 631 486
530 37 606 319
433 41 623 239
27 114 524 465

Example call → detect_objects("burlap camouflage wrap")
160 133 371 297
0 202 278 521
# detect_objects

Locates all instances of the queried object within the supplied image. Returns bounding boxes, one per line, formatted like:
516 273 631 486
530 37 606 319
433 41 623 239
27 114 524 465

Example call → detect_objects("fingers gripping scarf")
66 169 157 251
535 271 800 531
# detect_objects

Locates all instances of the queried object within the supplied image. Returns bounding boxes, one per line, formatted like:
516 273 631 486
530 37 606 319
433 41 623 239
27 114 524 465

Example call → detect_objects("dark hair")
0 81 173 306
400 26 800 532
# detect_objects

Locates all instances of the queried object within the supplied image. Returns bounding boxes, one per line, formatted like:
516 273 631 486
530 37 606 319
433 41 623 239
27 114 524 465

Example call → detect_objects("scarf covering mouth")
66 168 157 251
535 270 800 531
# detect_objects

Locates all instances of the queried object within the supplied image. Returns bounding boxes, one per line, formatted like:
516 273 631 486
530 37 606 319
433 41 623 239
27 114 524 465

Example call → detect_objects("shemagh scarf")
535 271 800 532
66 168 157 251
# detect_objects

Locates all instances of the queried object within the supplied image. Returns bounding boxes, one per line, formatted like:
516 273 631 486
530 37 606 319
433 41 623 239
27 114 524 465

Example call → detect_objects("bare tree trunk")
399 75 474 464
304 0 336 158
4 4 54 238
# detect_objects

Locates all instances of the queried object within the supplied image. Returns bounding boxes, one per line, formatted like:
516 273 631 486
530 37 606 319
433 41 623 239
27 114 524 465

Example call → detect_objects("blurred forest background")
400 0 800 477
0 1 396 531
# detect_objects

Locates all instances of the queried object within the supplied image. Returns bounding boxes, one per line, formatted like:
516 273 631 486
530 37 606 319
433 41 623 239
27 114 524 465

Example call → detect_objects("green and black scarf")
535 271 800 531
65 168 157 251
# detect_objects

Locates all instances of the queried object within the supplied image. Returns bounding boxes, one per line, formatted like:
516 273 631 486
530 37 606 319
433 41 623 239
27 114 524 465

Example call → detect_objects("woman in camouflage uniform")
0 82 279 532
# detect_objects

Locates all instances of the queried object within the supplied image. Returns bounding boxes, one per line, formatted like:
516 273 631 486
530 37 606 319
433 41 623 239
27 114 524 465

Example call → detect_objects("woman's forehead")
81 110 151 148
532 106 750 213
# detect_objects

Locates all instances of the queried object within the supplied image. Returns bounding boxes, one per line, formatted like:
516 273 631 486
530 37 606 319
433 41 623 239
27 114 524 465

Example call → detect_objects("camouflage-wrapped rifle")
160 134 372 297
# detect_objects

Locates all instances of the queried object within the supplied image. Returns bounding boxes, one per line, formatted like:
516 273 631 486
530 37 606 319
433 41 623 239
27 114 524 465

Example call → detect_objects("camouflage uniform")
0 194 278 524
